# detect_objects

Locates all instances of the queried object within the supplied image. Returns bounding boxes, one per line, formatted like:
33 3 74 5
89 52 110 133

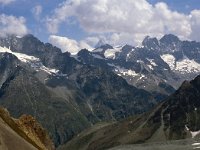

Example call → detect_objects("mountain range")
77 34 200 96
0 34 157 147
0 34 200 149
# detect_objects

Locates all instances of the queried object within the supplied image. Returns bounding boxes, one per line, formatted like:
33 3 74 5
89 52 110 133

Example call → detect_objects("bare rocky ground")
0 117 37 150
109 139 200 150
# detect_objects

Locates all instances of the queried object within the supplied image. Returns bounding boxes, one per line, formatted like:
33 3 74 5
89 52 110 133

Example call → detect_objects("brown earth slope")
0 116 37 150
0 107 54 150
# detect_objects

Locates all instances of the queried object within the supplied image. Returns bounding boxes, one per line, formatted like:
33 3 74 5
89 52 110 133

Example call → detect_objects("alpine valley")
0 34 200 150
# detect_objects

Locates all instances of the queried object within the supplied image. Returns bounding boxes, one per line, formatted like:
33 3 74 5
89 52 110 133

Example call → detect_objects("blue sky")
149 0 200 13
0 0 200 53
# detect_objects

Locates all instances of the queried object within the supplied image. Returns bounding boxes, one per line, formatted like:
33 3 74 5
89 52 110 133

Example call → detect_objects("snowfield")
0 46 60 75
161 54 200 73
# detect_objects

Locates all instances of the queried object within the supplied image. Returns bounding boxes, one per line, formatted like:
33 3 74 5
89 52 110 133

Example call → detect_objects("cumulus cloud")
32 5 43 20
190 10 200 41
46 0 78 33
46 0 200 46
0 14 28 37
84 36 100 47
0 0 15 5
153 3 191 39
48 35 92 54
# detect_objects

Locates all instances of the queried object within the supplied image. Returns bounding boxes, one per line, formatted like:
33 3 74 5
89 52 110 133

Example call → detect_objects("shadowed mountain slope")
60 75 200 150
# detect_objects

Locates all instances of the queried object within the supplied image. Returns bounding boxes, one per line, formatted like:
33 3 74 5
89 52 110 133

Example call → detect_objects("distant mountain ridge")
77 34 200 96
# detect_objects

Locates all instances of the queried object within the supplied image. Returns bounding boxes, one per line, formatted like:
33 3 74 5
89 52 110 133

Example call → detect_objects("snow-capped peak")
104 46 122 59
0 46 61 75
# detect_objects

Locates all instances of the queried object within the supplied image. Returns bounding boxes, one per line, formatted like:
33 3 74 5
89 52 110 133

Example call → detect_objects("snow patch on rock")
161 54 200 73
147 59 157 67
161 54 175 70
114 66 138 77
185 125 200 138
0 46 61 75
176 57 200 73
93 48 103 53
104 47 122 59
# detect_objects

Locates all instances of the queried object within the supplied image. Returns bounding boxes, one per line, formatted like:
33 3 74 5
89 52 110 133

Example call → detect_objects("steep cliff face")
0 107 54 150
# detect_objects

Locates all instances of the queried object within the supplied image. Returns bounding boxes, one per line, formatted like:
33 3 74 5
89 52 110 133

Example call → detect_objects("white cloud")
0 0 15 5
32 5 43 20
153 2 191 40
190 10 200 41
0 14 28 37
46 0 200 46
48 35 92 54
84 36 100 47
46 0 78 33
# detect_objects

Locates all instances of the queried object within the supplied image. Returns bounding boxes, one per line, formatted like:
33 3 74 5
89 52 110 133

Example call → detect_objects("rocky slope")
60 75 200 150
16 115 55 150
0 107 54 150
